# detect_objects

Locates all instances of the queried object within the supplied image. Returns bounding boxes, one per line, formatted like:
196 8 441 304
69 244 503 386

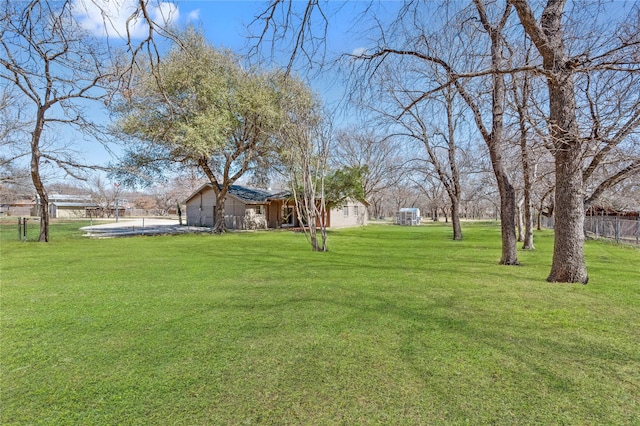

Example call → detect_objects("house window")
343 205 349 217
354 205 359 216
255 205 264 215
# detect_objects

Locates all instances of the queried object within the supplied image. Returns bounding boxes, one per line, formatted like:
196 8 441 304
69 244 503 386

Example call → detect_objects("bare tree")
349 0 520 261
254 0 639 278
0 0 178 241
87 176 122 218
332 127 403 216
0 88 30 173
277 77 330 251
0 1 121 239
510 0 640 283
580 69 640 209
380 84 466 240
0 88 32 199
249 0 335 75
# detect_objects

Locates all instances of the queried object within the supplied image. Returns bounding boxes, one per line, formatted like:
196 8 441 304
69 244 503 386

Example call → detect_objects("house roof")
184 184 291 205
49 194 92 202
8 199 35 206
229 185 291 203
51 202 99 208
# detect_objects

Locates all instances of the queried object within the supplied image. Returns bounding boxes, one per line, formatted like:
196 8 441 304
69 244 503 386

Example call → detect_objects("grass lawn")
1 220 639 424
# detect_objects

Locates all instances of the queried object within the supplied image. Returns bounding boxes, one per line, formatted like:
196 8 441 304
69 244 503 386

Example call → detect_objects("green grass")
1 220 639 424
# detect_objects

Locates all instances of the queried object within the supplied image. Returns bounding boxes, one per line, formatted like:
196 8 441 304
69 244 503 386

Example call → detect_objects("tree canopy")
113 28 318 232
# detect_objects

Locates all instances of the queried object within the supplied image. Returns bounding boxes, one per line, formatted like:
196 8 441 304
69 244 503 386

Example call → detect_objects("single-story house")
37 194 99 219
0 198 36 217
184 184 368 230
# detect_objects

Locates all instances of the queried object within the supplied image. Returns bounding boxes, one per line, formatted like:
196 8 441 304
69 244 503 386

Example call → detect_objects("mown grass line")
1 220 639 424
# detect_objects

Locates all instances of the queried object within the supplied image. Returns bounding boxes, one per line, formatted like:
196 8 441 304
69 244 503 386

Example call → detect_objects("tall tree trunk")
495 169 519 265
547 76 587 282
445 89 463 240
31 111 48 242
213 190 228 234
516 197 524 242
489 38 519 264
451 197 463 240
520 140 535 249
510 0 587 282
515 59 535 250
464 0 519 265
522 185 535 249
32 157 49 243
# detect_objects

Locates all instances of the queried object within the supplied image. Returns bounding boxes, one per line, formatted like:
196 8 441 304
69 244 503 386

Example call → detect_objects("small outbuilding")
395 207 421 226
39 194 99 219
0 198 36 217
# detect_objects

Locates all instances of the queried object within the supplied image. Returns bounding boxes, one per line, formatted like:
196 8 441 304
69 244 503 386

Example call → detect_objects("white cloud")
187 9 201 23
351 47 368 57
72 0 179 39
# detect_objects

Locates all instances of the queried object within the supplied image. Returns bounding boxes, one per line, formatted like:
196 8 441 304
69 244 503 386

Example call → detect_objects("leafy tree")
324 165 367 211
113 29 283 233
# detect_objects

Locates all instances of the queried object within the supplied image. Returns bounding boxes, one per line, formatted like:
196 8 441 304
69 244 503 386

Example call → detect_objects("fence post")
18 217 22 241
615 216 621 243
637 216 639 245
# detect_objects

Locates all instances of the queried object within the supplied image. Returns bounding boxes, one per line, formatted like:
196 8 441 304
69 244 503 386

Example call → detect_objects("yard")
1 220 639 424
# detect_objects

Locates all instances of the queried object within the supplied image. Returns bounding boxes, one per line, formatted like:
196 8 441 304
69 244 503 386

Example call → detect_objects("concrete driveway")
80 218 211 238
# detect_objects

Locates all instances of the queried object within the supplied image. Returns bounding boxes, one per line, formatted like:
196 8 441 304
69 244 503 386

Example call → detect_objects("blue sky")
60 0 637 174
67 0 368 170
173 1 261 51
74 0 368 66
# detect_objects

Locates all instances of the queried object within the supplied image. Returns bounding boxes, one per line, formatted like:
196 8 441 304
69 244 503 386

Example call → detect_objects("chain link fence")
585 216 640 244
541 215 640 245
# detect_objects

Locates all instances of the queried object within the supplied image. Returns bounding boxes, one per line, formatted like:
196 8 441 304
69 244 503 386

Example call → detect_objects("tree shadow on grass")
210 284 639 422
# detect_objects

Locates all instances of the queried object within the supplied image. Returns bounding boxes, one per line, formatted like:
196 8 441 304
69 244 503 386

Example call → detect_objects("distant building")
587 205 639 219
37 194 99 218
0 198 35 217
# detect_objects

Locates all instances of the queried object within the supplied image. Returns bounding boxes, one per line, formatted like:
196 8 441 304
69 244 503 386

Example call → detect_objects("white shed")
395 207 421 226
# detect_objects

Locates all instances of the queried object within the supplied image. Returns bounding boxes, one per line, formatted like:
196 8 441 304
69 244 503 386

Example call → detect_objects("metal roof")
51 202 99 208
184 183 291 204
228 185 290 203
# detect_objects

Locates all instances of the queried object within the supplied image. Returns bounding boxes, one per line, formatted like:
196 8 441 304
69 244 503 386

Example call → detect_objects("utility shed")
45 195 98 218
396 207 421 226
